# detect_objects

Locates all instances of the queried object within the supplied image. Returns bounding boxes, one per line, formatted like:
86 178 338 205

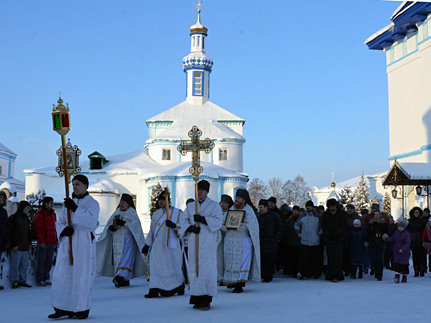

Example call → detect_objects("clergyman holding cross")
180 180 223 311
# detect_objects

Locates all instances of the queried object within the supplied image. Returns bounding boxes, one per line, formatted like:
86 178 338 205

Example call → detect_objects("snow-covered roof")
396 162 431 180
313 172 387 193
146 100 244 124
143 161 247 180
25 149 248 180
88 178 120 194
0 178 25 187
0 142 16 155
147 120 245 144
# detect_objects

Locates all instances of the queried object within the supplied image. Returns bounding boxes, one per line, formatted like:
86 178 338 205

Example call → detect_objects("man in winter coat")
321 199 348 282
343 204 361 276
257 199 282 282
407 207 427 276
294 200 322 279
0 191 8 290
280 205 301 276
34 196 57 287
9 200 33 289
367 211 389 281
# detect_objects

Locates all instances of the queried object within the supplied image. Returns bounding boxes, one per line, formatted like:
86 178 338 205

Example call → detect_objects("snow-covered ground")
1 270 428 323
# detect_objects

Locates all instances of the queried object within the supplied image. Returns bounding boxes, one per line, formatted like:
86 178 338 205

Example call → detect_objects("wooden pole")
194 181 199 277
61 135 74 265
165 188 171 247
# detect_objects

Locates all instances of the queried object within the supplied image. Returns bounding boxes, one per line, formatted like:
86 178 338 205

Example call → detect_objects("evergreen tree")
26 189 46 222
353 174 370 212
340 185 354 206
382 192 391 214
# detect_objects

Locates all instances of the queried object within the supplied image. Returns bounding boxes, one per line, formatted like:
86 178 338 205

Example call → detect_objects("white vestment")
180 198 223 297
96 207 147 279
50 195 99 312
222 204 261 284
216 211 228 281
146 207 184 291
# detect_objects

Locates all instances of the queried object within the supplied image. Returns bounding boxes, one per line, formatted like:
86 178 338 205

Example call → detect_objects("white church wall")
213 141 243 173
148 141 181 164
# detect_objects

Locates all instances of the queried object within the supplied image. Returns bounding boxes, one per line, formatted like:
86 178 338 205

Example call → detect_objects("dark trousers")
326 242 344 280
384 244 394 269
261 252 277 281
190 295 213 306
284 245 300 276
411 247 426 273
369 247 385 278
299 244 322 278
342 249 352 275
36 243 55 283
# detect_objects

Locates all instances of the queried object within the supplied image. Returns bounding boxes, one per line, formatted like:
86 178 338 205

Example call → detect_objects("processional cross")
177 126 214 277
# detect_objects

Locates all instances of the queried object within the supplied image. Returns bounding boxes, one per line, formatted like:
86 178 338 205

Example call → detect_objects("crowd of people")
1 177 431 319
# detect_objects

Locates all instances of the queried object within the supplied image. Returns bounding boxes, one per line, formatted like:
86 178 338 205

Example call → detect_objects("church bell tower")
182 1 213 105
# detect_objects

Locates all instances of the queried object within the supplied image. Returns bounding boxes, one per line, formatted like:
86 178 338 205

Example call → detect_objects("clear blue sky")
0 0 399 187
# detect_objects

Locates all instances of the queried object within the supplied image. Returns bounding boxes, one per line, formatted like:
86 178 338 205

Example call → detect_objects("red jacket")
34 207 57 244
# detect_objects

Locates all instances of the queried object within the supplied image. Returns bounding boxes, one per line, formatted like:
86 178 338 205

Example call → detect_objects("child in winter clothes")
383 220 411 283
348 219 368 279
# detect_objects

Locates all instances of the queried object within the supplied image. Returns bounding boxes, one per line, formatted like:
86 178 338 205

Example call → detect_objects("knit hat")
72 174 89 187
292 205 300 211
198 180 210 192
398 220 408 229
371 203 380 211
259 199 268 207
353 219 361 226
305 200 314 207
220 194 234 208
346 204 355 209
236 189 250 201
268 196 277 204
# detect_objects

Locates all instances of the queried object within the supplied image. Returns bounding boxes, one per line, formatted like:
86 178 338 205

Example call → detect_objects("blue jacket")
348 226 368 264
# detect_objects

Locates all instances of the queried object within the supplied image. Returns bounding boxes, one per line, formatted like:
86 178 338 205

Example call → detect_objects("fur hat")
346 203 355 209
280 204 291 212
326 198 337 207
371 203 380 211
268 196 277 204
305 200 314 207
259 199 268 207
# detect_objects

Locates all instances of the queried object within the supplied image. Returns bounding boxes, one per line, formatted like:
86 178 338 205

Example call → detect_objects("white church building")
312 2 431 219
24 10 248 233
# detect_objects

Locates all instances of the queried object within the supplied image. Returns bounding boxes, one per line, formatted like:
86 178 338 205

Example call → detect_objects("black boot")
145 288 159 298
177 284 185 296
232 283 243 293
350 265 357 279
75 310 89 320
358 265 363 279
48 308 74 319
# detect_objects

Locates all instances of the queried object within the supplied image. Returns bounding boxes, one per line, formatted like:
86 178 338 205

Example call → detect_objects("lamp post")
51 97 74 265
415 185 429 208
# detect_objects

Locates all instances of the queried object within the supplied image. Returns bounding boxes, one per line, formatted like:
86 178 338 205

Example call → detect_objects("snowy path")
1 270 428 323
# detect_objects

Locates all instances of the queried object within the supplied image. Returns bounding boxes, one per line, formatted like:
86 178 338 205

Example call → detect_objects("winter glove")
194 214 207 225
64 198 78 212
166 220 176 229
399 249 403 253
60 226 74 237
142 245 150 255
115 219 126 227
220 225 227 232
364 242 369 247
237 223 247 233
108 225 117 232
186 225 201 234
382 234 388 240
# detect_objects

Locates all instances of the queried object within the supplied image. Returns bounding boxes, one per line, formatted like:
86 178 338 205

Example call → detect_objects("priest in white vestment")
96 193 146 287
221 189 260 293
217 194 233 283
142 190 185 298
180 180 223 311
49 175 99 320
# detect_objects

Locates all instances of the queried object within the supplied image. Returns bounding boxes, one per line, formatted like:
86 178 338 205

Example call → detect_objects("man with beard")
280 205 301 277
321 198 348 282
343 204 362 276
49 175 99 320
221 189 260 293
142 190 185 298
257 199 282 282
268 197 281 216
180 180 223 311
97 193 146 288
